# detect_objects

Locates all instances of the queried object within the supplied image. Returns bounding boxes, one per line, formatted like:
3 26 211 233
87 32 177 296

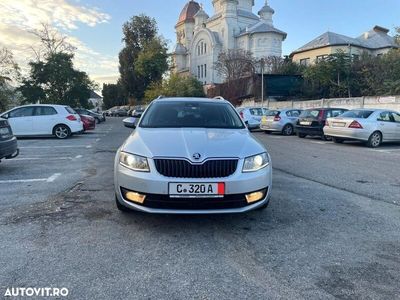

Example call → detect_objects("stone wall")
240 96 400 112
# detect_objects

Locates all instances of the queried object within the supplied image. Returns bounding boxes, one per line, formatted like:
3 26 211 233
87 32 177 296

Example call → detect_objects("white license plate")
300 121 312 126
0 127 10 135
169 183 225 198
332 122 346 127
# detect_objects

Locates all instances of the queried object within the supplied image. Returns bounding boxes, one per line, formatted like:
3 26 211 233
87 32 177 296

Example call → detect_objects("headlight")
242 153 270 172
119 152 150 172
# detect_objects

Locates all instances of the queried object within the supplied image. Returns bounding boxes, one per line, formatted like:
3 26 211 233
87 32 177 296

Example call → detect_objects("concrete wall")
240 95 400 112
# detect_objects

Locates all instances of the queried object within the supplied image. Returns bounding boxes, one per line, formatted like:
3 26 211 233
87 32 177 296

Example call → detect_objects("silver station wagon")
114 98 272 214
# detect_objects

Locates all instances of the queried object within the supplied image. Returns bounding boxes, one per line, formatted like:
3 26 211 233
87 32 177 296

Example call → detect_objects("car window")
340 110 374 119
265 110 280 116
249 108 263 116
300 110 320 118
390 112 400 123
330 110 345 118
35 106 57 116
287 110 300 117
65 106 76 114
8 107 35 118
377 112 393 122
140 101 245 129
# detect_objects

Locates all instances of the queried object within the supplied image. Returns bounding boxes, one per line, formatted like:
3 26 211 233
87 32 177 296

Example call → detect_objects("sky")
1 0 399 88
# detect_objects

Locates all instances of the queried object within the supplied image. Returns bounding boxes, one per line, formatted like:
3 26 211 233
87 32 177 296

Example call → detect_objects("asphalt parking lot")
1 118 400 299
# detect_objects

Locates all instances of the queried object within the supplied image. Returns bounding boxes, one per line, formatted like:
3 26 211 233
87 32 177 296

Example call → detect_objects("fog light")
124 191 146 204
245 189 266 204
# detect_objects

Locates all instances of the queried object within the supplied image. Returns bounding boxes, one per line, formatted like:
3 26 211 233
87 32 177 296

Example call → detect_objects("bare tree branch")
214 49 256 82
29 23 76 60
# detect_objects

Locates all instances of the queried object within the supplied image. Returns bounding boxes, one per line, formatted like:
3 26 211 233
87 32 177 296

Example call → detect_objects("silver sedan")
115 98 272 214
260 109 302 136
324 109 400 147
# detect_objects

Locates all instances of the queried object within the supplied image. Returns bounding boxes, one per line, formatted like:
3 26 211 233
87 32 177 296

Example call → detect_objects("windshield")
140 101 245 129
340 110 374 119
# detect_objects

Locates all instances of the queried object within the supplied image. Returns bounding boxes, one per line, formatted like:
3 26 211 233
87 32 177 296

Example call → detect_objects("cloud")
0 0 118 86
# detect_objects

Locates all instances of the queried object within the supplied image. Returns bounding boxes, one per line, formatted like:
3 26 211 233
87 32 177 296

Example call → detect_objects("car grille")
154 159 238 178
0 120 8 127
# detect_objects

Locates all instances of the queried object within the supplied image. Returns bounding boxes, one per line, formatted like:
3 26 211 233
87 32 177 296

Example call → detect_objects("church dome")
176 1 201 26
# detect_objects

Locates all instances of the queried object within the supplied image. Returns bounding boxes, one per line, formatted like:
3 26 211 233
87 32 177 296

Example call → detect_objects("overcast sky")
1 0 399 87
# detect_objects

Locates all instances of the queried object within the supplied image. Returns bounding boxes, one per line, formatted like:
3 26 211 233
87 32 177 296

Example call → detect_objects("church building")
172 0 287 85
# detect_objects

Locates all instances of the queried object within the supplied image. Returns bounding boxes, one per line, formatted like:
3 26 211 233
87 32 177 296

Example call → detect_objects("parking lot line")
0 173 61 184
19 145 91 149
10 157 77 161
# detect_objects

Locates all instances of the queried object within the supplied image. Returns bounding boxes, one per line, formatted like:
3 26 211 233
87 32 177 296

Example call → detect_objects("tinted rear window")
300 110 320 118
340 110 374 119
249 108 263 116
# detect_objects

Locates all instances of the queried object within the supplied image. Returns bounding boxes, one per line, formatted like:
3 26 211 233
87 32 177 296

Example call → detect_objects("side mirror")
1 114 8 119
123 117 136 129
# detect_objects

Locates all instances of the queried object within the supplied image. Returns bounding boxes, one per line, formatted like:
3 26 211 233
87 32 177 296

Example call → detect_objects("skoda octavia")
114 98 272 214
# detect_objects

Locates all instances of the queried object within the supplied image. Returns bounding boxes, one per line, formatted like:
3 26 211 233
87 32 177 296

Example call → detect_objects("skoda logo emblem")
193 153 201 160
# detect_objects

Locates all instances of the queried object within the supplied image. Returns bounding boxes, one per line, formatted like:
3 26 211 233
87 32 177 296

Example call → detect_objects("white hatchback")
0 104 83 139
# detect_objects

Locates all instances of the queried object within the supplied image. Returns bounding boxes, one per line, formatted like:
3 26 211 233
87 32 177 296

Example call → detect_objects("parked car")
74 108 105 123
131 108 144 118
260 109 302 136
0 105 83 139
324 109 400 148
115 98 272 214
237 107 265 130
113 108 129 117
0 117 19 162
295 108 348 140
80 114 96 131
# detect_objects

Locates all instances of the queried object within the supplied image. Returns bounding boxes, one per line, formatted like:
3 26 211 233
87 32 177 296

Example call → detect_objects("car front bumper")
114 157 272 214
324 127 370 141
0 136 19 160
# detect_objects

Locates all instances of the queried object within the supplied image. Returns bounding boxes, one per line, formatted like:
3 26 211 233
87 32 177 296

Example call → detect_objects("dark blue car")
0 117 18 162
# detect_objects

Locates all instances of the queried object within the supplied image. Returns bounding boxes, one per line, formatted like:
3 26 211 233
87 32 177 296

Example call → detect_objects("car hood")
121 128 266 161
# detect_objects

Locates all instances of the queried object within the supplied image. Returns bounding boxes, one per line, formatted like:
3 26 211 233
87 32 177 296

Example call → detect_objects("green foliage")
19 53 96 108
102 83 126 109
144 75 205 103
118 14 168 102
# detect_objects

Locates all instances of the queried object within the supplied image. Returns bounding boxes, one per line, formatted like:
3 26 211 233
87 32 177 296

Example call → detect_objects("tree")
119 15 167 102
395 27 400 46
29 23 76 61
102 83 126 109
19 52 96 107
0 48 20 111
144 75 205 103
214 49 256 82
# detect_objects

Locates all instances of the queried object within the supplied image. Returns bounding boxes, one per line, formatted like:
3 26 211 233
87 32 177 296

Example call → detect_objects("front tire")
367 131 382 148
53 125 71 139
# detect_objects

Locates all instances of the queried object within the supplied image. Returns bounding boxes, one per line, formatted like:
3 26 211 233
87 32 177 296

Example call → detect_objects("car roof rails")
213 96 225 100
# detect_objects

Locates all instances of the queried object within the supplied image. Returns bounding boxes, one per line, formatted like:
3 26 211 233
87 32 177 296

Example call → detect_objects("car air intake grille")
154 159 238 178
0 120 8 127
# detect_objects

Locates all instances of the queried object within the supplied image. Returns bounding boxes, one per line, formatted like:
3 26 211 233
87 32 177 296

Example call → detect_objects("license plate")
169 183 225 198
332 122 346 127
300 121 312 126
0 127 10 136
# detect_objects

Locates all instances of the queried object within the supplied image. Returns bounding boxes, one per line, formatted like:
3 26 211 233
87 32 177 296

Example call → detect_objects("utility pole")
260 58 265 108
